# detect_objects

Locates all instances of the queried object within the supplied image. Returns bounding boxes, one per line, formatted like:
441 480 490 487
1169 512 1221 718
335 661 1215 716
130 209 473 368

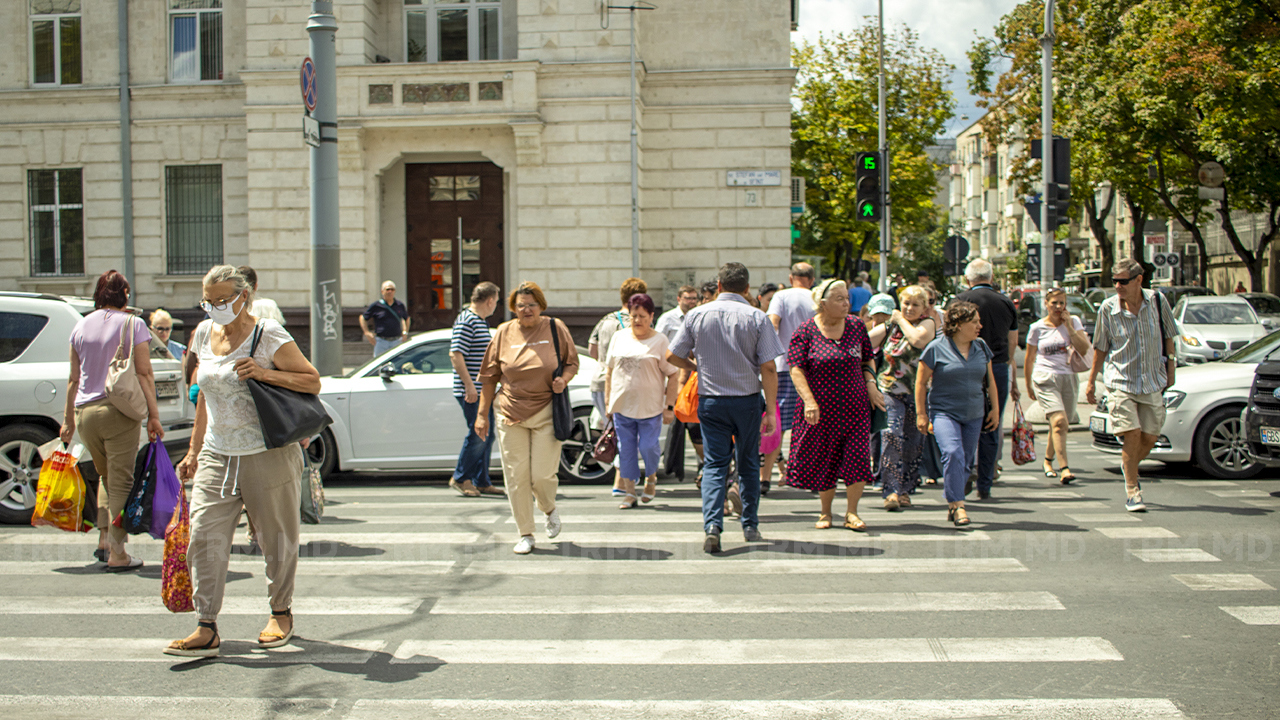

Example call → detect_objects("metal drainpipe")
118 0 135 288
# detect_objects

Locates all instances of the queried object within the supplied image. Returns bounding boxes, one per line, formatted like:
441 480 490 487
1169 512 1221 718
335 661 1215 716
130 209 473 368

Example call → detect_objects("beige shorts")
1032 370 1079 423
1108 388 1166 436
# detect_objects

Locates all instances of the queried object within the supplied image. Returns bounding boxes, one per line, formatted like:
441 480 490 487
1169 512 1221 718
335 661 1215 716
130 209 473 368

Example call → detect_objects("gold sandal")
258 608 294 648
843 512 867 532
815 513 832 529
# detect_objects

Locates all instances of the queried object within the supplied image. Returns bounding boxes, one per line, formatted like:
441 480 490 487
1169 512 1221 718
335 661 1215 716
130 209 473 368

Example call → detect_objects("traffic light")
1030 137 1071 231
855 151 882 222
1046 182 1071 230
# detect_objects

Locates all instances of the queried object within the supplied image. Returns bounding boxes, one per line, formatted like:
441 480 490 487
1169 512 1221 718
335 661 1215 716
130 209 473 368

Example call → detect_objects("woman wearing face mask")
60 270 164 570
867 286 936 512
605 293 680 508
165 265 321 657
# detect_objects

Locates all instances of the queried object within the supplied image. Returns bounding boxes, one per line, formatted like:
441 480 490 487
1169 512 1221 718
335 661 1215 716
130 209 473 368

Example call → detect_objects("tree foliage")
792 23 955 283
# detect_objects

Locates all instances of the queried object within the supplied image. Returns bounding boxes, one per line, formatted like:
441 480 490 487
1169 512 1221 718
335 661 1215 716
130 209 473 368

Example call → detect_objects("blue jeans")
976 362 1009 493
453 396 495 487
698 394 763 533
374 336 402 358
615 413 662 481
932 412 983 503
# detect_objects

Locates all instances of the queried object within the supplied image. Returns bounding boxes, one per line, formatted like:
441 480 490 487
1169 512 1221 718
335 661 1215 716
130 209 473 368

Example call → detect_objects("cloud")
794 0 1021 136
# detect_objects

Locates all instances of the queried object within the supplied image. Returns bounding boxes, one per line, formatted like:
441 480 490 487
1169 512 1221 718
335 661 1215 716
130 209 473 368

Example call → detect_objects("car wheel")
306 429 338 480
558 405 616 483
1193 405 1262 480
0 424 56 524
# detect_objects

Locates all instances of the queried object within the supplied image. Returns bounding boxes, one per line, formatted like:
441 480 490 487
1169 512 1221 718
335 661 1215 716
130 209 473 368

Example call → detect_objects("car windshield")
1182 303 1258 325
1244 295 1280 315
1224 329 1280 363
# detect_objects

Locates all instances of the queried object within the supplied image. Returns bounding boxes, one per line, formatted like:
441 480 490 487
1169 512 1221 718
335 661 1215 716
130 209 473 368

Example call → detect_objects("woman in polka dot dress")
787 279 886 531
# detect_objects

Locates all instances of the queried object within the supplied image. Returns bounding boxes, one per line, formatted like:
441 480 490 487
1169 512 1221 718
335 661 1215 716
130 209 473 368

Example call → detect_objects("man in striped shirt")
1086 258 1177 512
449 282 503 497
668 263 785 553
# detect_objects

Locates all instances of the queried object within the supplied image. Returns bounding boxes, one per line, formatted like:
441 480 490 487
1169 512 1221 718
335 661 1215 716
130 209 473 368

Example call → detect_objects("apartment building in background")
1 0 797 351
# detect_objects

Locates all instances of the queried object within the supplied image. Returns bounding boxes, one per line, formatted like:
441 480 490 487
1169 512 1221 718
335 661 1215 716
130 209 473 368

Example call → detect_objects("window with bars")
28 168 84 277
170 0 223 82
165 165 223 275
406 0 502 63
30 0 81 86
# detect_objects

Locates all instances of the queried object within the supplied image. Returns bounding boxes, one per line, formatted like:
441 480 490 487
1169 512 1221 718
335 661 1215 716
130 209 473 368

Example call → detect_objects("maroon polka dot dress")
786 316 875 491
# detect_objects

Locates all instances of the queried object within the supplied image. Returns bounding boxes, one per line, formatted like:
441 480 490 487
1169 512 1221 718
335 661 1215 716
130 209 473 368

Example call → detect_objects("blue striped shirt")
1092 289 1177 395
670 293 785 397
450 308 492 397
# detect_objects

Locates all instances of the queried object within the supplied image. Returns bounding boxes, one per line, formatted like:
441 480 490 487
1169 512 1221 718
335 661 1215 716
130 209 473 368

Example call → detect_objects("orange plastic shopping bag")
674 371 700 424
31 441 91 533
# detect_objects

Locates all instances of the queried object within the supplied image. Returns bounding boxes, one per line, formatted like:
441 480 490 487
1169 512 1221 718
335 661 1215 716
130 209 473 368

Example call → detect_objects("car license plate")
1261 426 1280 446
155 380 179 398
1090 416 1106 434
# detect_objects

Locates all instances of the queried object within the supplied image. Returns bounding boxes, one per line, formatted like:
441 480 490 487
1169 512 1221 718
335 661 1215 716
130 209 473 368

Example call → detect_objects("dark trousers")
698 394 763 533
453 396 495 487
976 362 1010 494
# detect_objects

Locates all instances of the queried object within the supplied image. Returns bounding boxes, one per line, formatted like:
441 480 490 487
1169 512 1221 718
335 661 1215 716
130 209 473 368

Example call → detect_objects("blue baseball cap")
865 293 896 316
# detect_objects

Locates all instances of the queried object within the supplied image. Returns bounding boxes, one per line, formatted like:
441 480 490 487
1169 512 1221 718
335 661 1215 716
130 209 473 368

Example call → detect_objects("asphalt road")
0 428 1276 720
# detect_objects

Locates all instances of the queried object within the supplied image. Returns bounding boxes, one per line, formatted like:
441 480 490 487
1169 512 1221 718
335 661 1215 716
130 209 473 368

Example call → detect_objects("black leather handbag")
547 317 575 441
246 323 333 449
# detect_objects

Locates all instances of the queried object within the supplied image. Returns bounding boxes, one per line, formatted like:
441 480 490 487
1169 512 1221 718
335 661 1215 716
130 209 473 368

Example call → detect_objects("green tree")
792 23 955 283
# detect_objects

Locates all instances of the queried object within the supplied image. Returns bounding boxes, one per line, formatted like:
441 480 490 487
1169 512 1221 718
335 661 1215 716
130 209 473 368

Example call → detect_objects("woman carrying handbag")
1021 288 1092 485
165 265 321 658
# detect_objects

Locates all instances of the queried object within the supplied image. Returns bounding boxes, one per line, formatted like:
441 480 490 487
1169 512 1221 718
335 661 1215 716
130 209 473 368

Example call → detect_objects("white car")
306 327 612 483
0 292 190 524
1090 329 1280 479
1173 295 1269 364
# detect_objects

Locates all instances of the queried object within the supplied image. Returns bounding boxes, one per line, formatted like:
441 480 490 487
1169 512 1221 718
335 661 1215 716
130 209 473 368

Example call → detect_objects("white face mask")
204 294 245 326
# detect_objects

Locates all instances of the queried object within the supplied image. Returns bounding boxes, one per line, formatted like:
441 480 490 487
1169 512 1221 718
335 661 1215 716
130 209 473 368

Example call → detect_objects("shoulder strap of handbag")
548 316 564 377
1155 292 1169 361
114 312 135 361
247 321 265 361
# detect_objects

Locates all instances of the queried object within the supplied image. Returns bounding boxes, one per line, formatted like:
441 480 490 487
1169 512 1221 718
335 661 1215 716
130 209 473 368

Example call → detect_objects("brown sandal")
843 513 867 532
815 513 832 529
164 621 220 658
258 608 294 648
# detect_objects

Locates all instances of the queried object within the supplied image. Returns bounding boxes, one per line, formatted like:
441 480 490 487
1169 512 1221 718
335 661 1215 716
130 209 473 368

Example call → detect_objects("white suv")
0 292 191 524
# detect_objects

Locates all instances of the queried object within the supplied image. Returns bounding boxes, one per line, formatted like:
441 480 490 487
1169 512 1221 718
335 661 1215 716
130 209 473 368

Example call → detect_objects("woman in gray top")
915 302 999 527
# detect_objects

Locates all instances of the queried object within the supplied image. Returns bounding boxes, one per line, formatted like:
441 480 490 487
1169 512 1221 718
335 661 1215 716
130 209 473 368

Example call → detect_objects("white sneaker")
545 509 562 539
513 536 535 554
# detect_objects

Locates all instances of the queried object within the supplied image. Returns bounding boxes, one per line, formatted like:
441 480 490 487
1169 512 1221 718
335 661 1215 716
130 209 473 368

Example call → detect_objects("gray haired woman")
165 265 321 657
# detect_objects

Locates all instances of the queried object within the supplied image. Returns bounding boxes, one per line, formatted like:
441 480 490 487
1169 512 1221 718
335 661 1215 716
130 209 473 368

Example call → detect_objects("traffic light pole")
308 1 343 376
877 0 890 292
1040 0 1055 290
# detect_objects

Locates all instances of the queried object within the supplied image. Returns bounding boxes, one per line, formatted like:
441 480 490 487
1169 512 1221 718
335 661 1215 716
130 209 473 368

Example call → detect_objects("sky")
794 0 1022 138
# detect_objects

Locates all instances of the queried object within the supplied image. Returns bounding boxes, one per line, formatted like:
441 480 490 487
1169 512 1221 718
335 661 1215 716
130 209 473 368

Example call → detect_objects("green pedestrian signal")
855 151 882 222
790 224 800 243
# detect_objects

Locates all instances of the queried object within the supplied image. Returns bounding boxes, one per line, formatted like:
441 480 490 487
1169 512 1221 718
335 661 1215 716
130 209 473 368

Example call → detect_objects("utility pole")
877 0 890 292
1040 0 1055 290
117 0 134 289
307 1 342 376
603 1 656 278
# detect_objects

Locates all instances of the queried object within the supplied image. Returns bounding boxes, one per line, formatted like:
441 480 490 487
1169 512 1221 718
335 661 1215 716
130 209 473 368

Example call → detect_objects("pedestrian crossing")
1 476 1277 719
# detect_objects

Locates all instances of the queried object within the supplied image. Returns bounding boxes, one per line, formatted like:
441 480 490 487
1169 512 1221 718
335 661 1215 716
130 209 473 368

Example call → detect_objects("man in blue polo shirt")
360 280 411 358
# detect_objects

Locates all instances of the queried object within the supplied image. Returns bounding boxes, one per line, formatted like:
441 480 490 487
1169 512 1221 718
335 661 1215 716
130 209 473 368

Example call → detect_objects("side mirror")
379 363 398 382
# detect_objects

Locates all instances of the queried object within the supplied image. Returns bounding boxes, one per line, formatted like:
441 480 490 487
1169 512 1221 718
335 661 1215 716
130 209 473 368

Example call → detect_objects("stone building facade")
2 0 795 349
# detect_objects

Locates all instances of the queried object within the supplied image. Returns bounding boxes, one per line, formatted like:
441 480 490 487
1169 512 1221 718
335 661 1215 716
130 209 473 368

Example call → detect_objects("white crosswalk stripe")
1171 574 1275 591
1219 606 1280 625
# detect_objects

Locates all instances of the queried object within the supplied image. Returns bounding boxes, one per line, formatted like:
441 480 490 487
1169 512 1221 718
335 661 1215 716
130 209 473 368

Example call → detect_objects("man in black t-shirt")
955 259 1020 499
360 280 411 358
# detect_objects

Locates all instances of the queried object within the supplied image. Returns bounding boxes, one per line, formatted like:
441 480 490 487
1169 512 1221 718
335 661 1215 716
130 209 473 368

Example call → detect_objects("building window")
406 0 502 63
30 0 81 86
28 169 84 277
165 165 223 274
170 0 222 82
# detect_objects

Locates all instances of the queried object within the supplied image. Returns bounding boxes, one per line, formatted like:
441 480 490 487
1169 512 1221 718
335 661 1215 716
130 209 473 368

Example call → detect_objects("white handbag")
105 314 148 421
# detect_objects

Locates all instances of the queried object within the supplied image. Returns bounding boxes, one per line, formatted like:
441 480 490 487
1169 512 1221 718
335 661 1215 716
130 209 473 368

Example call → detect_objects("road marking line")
0 532 484 546
1174 480 1238 486
1219 606 1280 625
1094 527 1178 539
1044 501 1108 509
1065 514 1142 523
0 560 455 576
1171 574 1275 591
0 638 386 664
484 530 994 544
389 637 1124 664
0 597 424 615
462 557 1028 575
1241 499 1280 508
1128 549 1220 563
1204 489 1272 498
0 696 1191 719
429 591 1063 614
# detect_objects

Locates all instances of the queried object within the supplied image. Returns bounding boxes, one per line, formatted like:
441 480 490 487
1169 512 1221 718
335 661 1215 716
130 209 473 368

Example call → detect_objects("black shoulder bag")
246 323 333 449
547 317 575 441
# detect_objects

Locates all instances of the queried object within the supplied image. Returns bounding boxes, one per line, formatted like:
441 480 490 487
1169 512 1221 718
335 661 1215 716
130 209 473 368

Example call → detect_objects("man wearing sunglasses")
1086 258 1178 512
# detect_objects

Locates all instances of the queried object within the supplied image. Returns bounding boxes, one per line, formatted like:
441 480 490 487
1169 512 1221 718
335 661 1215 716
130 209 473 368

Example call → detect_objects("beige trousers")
497 404 561 537
189 444 303 622
74 399 141 547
